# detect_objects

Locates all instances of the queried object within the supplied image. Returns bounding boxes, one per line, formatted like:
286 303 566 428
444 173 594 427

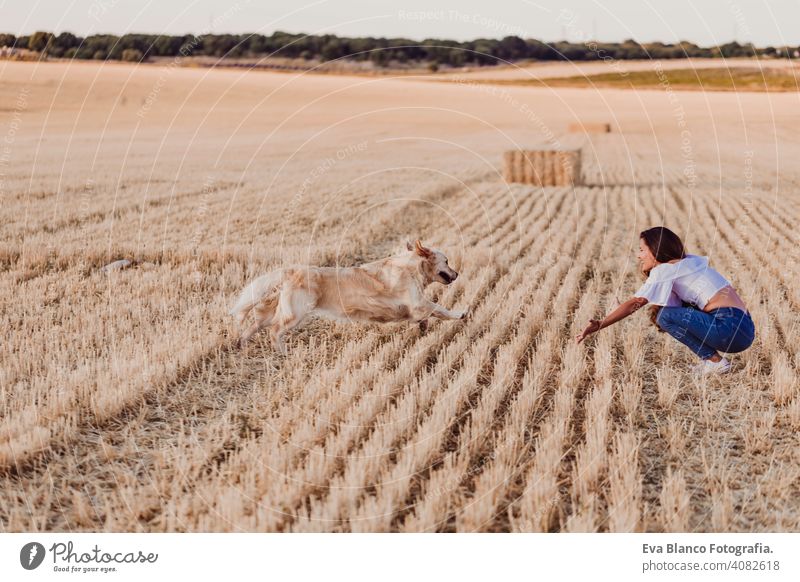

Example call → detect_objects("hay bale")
554 152 565 185
543 153 555 185
532 151 544 184
518 152 528 183
502 151 515 182
567 122 611 134
503 149 582 186
522 152 534 183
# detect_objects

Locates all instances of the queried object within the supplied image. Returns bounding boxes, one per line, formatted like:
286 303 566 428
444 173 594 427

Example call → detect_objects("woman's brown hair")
640 226 686 267
640 226 686 332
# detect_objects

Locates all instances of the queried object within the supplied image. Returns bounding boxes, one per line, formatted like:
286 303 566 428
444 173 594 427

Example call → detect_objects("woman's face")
638 237 658 272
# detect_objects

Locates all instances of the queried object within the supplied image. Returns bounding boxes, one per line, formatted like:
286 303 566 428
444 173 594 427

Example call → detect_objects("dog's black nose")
452 272 458 280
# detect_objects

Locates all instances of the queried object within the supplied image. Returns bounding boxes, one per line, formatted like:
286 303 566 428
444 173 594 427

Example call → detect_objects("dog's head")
406 239 459 285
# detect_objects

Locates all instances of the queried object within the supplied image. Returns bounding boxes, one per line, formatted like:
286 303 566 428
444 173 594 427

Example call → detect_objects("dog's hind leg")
238 296 279 347
240 318 270 347
269 285 313 355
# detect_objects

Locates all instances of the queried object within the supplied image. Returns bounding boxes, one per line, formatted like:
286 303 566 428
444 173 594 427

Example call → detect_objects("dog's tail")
229 270 284 325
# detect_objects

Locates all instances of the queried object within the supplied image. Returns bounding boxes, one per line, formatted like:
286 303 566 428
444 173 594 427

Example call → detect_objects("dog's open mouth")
439 271 453 284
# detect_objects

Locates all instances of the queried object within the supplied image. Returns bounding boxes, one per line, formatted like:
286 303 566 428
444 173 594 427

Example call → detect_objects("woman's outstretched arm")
575 296 649 344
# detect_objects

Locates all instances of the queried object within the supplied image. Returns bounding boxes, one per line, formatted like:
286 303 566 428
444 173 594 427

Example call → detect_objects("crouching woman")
576 226 755 375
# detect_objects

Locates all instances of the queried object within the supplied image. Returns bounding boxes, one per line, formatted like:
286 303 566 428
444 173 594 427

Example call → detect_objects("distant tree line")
1 31 796 66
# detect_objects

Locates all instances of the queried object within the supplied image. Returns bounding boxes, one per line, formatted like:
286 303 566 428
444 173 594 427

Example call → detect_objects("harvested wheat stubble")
3 179 799 533
503 149 582 187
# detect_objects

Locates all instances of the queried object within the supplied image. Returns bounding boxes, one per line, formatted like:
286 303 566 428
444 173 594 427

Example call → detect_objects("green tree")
321 38 342 61
48 32 80 57
28 31 54 53
497 36 527 61
121 48 144 62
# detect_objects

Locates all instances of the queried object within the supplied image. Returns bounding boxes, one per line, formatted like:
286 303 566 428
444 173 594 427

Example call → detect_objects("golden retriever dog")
229 240 469 353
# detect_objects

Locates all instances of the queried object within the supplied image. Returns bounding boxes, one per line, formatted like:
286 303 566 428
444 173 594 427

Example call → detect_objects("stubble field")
1 59 799 532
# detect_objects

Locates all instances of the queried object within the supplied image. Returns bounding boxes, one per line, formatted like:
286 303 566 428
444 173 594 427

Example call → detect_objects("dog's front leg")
416 301 469 322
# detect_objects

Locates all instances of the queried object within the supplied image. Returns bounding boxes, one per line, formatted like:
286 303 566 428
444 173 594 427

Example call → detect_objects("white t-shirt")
634 254 731 309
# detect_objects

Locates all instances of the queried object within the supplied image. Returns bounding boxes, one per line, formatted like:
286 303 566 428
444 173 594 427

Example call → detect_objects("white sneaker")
691 357 731 376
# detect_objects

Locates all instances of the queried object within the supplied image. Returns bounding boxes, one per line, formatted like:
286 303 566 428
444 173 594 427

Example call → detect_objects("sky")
3 0 800 47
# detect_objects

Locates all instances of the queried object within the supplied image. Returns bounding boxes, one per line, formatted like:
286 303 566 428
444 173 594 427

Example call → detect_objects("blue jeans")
655 306 755 360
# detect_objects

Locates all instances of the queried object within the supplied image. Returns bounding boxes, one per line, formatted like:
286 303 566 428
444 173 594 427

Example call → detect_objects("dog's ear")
414 239 432 258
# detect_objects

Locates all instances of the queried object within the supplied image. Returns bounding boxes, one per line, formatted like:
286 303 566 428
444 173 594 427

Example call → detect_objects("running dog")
229 240 469 353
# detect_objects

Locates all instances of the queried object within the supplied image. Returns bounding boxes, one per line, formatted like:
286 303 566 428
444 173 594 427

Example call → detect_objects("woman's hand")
576 319 602 344
575 298 647 345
